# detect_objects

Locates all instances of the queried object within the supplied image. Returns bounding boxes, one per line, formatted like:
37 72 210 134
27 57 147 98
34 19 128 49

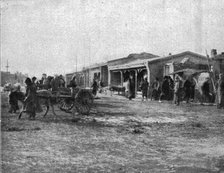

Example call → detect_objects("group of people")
137 73 224 108
7 72 224 118
32 73 65 91
9 73 103 119
8 73 67 119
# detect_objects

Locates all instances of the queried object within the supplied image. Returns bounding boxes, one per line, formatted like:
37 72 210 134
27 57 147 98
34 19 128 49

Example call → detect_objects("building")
65 51 212 94
66 62 108 88
107 52 159 93
211 50 224 78
83 62 108 88
65 71 85 87
146 51 209 84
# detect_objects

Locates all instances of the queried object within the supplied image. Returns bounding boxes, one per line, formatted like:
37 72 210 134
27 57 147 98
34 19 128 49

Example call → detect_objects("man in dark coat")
202 77 211 103
67 75 78 96
37 73 47 89
159 76 169 102
59 75 65 88
168 76 174 100
190 78 196 101
184 77 192 103
128 75 135 100
140 77 149 101
91 79 98 96
50 75 60 93
24 78 37 119
217 73 224 109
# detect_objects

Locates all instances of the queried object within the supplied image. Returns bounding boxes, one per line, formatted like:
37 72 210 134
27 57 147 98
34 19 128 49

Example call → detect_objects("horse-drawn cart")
18 87 94 119
56 87 94 115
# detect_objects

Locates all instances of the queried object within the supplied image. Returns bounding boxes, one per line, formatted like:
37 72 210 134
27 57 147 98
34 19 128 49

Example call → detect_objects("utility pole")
6 60 9 73
76 55 78 73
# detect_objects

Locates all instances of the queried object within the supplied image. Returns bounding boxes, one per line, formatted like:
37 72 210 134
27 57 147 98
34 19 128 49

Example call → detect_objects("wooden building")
82 62 108 88
65 71 85 88
107 52 159 93
66 51 213 93
212 52 224 78
146 51 209 84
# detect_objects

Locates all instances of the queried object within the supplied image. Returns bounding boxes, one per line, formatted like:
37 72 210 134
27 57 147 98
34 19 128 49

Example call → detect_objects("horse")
8 91 25 113
12 90 57 119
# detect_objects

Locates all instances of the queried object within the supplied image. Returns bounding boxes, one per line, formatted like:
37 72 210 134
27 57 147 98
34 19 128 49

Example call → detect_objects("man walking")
217 73 224 109
140 77 149 101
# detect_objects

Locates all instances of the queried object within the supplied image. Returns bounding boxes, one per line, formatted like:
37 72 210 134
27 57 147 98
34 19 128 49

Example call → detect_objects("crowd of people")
137 73 224 109
7 73 102 119
7 73 68 119
6 72 224 119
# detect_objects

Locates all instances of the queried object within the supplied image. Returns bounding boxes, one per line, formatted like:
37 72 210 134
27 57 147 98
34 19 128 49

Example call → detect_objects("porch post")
108 68 111 86
84 72 86 88
145 62 150 85
134 69 138 96
120 70 123 86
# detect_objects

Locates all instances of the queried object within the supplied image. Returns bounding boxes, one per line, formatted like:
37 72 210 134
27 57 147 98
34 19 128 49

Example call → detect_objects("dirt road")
1 93 224 173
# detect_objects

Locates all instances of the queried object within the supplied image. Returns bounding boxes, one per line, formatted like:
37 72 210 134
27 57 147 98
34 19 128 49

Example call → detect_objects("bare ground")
1 92 224 173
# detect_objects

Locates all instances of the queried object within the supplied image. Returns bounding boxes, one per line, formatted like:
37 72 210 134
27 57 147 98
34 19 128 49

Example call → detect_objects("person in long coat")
140 77 149 101
184 77 192 103
59 75 65 88
202 77 211 103
159 76 169 102
50 75 61 92
168 76 174 100
217 73 224 109
24 78 37 119
128 75 135 100
91 79 98 96
67 75 78 96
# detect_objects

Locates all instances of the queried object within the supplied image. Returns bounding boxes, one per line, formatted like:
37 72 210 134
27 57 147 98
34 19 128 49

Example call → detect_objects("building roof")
169 68 208 75
66 71 83 76
147 51 207 64
108 59 147 71
83 62 107 70
107 52 159 66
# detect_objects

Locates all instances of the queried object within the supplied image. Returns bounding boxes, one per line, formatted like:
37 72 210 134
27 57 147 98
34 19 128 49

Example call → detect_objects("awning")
169 68 209 76
108 59 147 71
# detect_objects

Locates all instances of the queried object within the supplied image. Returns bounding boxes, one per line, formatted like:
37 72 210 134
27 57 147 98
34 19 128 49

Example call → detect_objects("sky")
1 0 224 78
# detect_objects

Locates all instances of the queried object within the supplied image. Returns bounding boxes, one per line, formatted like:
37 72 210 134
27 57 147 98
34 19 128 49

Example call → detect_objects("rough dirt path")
1 93 224 173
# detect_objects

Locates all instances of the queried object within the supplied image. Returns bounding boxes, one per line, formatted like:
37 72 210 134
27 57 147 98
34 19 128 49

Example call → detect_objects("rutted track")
1 93 224 173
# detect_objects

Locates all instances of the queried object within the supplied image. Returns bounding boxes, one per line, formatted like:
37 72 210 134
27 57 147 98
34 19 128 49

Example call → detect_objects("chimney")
211 49 217 58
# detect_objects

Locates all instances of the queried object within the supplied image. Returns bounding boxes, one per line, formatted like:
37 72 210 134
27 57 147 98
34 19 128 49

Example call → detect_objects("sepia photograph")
1 0 224 172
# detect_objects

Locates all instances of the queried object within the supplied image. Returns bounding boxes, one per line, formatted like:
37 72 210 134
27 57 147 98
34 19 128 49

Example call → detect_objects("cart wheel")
58 98 74 112
74 101 90 115
73 88 93 115
80 104 90 115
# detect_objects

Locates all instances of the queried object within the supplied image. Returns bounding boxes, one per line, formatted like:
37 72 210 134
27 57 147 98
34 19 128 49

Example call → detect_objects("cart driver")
67 75 77 96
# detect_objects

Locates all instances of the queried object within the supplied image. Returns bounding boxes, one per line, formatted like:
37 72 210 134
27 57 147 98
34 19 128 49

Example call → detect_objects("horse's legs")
18 109 26 119
18 111 23 119
43 98 56 117
51 104 56 116
43 105 49 117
